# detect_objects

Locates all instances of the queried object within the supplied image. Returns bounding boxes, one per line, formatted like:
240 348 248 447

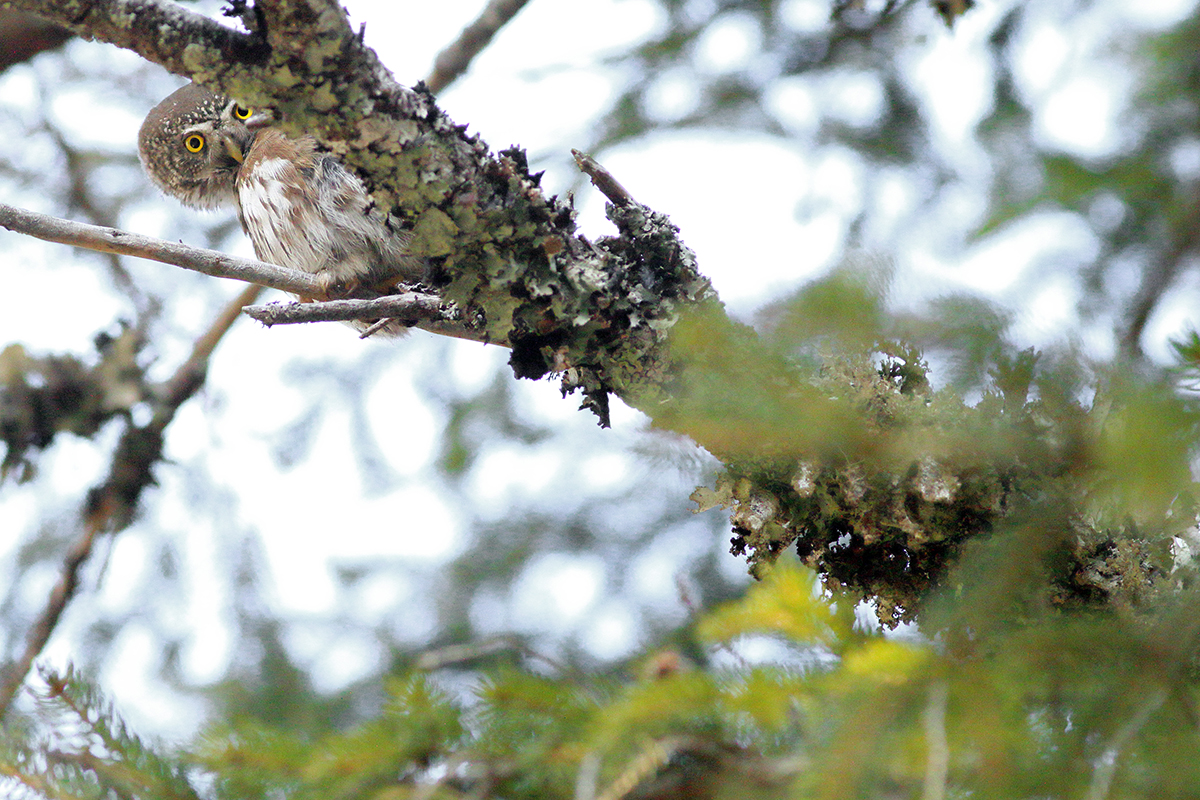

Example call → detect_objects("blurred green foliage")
11 560 1200 797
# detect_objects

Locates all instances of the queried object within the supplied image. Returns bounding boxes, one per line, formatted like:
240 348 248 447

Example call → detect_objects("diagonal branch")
425 0 532 94
0 518 104 721
4 0 1158 632
8 1 718 417
9 0 1013 623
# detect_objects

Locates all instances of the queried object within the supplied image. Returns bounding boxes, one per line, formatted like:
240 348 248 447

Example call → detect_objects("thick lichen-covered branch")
12 0 718 416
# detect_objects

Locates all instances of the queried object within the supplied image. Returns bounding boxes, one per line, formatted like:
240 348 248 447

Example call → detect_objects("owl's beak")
223 137 246 164
220 125 256 166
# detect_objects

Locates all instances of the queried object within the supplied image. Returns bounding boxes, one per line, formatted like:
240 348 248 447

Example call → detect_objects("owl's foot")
315 273 361 300
370 274 417 294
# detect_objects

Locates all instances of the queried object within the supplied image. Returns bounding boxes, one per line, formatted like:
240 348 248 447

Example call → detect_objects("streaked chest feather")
237 155 337 275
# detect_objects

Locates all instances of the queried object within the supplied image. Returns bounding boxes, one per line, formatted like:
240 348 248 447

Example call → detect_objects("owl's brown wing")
237 128 423 296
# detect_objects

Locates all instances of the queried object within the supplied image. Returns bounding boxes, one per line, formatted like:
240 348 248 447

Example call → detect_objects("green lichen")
181 43 219 76
409 208 458 258
310 82 337 112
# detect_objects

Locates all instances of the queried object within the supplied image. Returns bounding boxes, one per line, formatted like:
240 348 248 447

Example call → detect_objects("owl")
137 83 422 303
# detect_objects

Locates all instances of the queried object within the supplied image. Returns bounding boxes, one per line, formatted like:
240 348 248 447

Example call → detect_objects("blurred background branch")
425 0 531 94
0 283 261 720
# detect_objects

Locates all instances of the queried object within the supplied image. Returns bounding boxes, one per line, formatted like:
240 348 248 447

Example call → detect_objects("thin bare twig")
244 293 448 326
414 635 567 673
572 149 636 208
425 0 531 94
1 203 496 344
358 317 393 339
0 284 263 721
415 637 524 671
0 202 323 296
245 294 495 344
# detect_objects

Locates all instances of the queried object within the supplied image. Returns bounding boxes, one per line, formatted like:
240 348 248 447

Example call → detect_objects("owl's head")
138 83 259 209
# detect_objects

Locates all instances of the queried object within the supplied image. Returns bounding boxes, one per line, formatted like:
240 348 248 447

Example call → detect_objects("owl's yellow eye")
184 134 206 153
232 105 252 120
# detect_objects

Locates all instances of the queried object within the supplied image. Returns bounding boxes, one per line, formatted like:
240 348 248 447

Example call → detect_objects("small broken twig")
572 149 636 207
358 317 393 339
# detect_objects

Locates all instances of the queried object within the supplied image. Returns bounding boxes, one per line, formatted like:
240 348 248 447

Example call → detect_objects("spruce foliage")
7 559 1200 797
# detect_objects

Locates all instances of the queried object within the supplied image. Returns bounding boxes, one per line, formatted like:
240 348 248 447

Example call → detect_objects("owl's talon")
315 274 361 300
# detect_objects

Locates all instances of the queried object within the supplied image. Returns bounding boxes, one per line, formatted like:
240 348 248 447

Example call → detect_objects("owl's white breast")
237 156 344 283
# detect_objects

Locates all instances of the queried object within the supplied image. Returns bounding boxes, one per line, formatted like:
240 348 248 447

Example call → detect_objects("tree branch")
425 0 532 95
12 0 1142 625
7 1 713 416
9 0 266 78
0 202 497 343
243 293 493 344
0 518 103 721
245 293 446 326
0 11 71 73
0 202 322 296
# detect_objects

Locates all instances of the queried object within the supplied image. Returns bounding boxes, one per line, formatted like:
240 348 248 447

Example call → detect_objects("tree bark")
0 10 71 72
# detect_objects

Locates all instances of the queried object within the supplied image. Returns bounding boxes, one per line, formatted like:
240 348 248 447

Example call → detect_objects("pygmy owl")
137 83 422 301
